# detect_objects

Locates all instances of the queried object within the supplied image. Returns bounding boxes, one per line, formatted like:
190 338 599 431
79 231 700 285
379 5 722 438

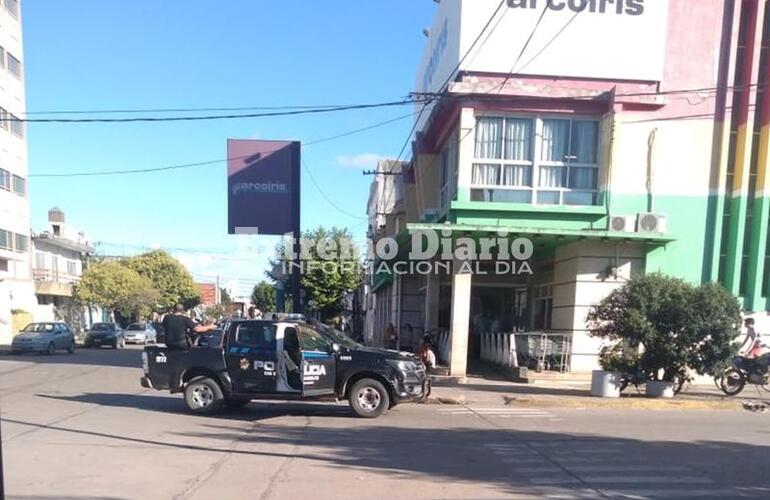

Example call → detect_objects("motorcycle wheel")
718 369 745 396
673 375 686 395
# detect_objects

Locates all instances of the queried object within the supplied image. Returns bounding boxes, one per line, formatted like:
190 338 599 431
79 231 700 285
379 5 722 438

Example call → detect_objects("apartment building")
0 0 32 344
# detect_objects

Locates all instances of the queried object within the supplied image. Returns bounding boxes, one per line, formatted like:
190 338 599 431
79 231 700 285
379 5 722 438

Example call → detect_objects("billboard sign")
416 0 670 95
227 139 300 236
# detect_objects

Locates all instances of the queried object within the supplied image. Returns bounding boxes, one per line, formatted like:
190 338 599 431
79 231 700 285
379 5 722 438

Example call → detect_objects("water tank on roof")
48 207 65 223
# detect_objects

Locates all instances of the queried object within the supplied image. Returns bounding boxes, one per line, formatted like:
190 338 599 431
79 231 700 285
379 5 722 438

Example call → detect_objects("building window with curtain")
471 115 599 206
14 233 28 253
0 168 10 190
0 229 10 250
12 174 25 196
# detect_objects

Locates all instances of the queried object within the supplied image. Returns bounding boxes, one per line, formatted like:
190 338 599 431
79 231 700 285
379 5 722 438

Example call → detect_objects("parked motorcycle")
619 368 686 395
716 354 770 396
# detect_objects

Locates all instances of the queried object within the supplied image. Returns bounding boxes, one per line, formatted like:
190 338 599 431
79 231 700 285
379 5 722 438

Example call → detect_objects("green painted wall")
450 194 712 286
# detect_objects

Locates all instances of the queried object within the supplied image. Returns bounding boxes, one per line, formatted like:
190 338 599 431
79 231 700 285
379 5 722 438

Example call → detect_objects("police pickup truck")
140 319 429 418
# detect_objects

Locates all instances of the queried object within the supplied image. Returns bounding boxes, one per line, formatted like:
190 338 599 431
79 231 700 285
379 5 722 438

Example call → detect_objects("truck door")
225 322 278 394
297 325 336 396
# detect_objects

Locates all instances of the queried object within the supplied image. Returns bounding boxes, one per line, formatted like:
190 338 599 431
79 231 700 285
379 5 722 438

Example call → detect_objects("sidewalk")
427 375 769 411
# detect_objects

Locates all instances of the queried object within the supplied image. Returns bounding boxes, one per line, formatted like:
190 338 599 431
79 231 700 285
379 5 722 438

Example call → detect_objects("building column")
449 258 472 378
745 22 770 311
723 0 762 294
423 268 440 334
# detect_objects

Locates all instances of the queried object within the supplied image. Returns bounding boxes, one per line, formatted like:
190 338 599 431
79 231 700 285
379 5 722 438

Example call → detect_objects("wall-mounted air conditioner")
609 215 636 233
636 213 668 234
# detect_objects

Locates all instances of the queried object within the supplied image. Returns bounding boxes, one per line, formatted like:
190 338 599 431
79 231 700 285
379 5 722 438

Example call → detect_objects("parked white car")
123 323 157 345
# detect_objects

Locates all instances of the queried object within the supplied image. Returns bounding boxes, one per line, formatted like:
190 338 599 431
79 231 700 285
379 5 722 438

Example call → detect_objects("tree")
123 250 199 310
220 287 232 305
587 274 742 382
251 282 276 314
270 226 362 321
74 260 159 320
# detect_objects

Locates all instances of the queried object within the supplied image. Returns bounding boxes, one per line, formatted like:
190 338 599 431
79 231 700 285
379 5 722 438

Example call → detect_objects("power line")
376 0 508 215
22 103 354 116
302 158 368 221
10 97 426 124
29 110 418 178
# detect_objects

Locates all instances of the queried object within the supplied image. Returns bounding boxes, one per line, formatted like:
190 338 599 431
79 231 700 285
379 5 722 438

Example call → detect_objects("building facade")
368 0 770 377
0 0 32 344
32 208 94 330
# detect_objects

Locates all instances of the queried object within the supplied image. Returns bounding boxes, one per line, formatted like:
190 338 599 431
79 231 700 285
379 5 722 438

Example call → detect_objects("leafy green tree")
123 250 199 310
220 287 232 305
74 260 159 320
270 226 362 321
588 274 741 381
251 281 276 314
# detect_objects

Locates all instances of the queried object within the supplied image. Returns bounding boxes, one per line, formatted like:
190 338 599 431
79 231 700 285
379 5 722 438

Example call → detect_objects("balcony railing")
33 268 81 284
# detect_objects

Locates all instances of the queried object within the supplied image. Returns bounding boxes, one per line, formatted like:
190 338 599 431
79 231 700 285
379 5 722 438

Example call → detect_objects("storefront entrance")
468 285 527 362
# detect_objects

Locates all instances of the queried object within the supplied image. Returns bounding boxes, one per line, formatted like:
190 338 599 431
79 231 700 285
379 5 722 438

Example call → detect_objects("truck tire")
184 376 224 415
349 378 389 418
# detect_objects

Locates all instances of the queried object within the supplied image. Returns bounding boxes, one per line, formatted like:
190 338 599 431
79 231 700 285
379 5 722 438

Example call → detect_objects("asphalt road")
1 347 769 500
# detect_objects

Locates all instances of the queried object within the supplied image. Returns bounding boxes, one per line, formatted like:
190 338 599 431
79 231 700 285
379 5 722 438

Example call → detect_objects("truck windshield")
126 324 144 331
311 322 359 349
91 323 114 331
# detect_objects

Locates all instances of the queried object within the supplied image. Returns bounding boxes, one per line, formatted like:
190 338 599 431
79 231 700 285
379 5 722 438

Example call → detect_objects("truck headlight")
387 359 418 373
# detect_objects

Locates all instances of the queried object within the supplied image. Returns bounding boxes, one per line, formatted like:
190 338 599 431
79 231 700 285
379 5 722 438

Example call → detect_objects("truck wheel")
224 397 251 410
67 342 76 354
46 342 56 355
184 376 224 415
349 378 389 418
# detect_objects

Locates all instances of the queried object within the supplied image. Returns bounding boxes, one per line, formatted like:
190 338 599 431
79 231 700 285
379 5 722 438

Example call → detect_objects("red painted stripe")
736 0 760 127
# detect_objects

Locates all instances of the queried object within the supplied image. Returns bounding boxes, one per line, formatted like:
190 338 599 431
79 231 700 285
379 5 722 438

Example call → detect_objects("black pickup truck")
140 319 430 418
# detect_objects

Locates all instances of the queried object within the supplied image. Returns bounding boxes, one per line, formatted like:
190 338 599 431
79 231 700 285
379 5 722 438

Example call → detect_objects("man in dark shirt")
161 304 216 350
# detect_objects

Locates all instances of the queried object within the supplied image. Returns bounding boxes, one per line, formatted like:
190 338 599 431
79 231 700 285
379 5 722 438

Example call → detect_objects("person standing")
161 304 216 351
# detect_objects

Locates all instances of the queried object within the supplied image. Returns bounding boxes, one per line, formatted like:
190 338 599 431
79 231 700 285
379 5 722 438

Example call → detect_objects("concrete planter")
590 370 622 398
646 380 675 398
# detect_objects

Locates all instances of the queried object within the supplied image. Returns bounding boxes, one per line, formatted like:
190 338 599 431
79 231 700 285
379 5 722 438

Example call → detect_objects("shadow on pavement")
3 411 770 498
0 346 144 369
34 392 355 420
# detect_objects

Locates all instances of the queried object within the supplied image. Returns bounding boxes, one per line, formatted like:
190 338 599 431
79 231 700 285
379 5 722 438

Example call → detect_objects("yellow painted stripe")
732 123 752 195
756 123 770 197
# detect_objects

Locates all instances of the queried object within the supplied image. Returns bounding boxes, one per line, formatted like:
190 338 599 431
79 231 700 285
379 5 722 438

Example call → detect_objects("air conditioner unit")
609 215 636 233
636 213 668 234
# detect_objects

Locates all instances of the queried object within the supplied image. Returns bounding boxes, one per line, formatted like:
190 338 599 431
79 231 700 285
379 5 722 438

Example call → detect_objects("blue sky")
22 1 435 298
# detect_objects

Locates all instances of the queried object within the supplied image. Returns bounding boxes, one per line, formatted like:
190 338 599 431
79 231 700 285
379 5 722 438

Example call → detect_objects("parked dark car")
12 322 76 355
141 319 429 418
83 322 125 349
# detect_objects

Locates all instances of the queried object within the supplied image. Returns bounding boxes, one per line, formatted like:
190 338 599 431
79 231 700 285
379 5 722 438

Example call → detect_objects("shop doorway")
468 286 527 362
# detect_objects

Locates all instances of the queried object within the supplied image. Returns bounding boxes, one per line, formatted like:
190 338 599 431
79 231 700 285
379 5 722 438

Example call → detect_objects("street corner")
499 393 747 411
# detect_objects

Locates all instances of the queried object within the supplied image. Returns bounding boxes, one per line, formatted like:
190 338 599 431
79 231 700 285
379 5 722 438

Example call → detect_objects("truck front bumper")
393 375 431 403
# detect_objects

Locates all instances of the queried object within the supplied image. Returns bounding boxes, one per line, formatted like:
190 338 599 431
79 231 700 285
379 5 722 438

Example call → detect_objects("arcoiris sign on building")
227 139 300 236
416 0 669 95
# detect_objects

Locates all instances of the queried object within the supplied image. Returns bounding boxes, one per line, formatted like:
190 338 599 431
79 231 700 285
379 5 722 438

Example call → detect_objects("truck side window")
298 325 330 352
235 323 277 350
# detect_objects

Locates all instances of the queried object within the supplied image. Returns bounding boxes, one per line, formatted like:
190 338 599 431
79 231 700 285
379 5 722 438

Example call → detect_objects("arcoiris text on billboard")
506 0 644 16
